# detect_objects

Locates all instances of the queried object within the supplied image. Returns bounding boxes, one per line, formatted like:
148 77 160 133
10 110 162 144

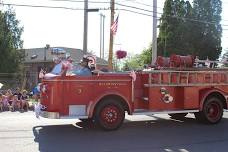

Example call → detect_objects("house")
23 47 108 89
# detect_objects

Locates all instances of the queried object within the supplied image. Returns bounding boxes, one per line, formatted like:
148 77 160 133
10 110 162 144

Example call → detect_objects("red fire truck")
37 55 228 130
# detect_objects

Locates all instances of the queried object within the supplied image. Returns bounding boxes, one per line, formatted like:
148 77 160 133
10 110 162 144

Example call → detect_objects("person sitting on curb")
11 95 20 111
20 90 29 111
0 93 4 111
5 89 13 111
13 87 22 110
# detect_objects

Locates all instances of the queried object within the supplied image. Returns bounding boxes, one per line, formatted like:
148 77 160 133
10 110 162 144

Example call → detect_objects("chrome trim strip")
44 79 131 82
51 87 54 105
132 109 199 115
131 80 134 102
40 111 88 119
142 70 228 73
144 83 228 87
60 115 88 119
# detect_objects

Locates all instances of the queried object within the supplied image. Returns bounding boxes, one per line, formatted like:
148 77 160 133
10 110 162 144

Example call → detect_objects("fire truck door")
63 79 93 117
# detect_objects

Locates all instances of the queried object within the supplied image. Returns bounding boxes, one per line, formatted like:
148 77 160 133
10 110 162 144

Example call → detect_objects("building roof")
24 47 108 65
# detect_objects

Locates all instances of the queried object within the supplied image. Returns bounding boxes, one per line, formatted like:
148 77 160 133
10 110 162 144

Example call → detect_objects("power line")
0 2 109 11
116 8 154 17
115 2 152 13
118 0 153 8
0 2 84 10
43 0 111 4
119 0 165 10
1 2 228 27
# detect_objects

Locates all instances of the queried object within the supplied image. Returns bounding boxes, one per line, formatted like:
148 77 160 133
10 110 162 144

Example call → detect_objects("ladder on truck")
134 69 228 115
144 69 228 87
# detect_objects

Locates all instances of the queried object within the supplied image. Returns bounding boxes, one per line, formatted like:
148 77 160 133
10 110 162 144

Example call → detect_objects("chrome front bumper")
35 103 60 119
40 111 60 119
35 103 88 119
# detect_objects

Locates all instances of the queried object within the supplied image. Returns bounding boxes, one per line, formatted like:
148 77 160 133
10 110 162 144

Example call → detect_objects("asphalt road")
0 111 228 152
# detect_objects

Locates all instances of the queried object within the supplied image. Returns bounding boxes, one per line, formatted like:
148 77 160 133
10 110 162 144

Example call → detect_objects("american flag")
111 15 119 35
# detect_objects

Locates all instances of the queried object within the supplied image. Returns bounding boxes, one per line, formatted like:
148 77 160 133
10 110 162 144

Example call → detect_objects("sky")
1 0 228 58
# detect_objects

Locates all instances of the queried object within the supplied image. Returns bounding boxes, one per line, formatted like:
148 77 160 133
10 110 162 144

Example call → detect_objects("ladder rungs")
147 71 228 85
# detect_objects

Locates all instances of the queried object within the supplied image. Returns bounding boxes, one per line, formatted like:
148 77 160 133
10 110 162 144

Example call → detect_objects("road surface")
0 111 228 152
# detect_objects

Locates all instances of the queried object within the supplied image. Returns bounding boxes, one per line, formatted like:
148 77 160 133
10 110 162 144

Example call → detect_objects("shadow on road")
33 116 228 152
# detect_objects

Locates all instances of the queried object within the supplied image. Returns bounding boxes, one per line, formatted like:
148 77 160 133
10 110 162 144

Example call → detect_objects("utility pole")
100 13 105 59
152 0 157 65
102 14 105 59
83 0 88 55
108 0 115 70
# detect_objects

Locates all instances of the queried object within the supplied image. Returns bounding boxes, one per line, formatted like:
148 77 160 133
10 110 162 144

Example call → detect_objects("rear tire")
194 97 223 124
95 99 125 131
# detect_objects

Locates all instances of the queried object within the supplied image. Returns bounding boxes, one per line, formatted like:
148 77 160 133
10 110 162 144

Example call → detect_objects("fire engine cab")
37 55 228 130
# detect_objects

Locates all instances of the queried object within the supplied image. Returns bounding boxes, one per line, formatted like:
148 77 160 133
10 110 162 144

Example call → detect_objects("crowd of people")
0 87 30 112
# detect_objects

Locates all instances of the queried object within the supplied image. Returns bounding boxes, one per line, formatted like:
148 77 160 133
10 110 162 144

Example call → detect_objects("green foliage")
0 7 24 73
158 0 194 56
192 0 222 60
122 54 144 71
221 49 228 67
158 0 222 60
123 44 152 71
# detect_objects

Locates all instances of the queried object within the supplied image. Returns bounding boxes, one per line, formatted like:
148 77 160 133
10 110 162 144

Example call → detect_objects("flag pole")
108 0 115 70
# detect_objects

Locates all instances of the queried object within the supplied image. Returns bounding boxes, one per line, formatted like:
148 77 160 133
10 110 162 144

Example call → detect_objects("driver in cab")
71 57 92 76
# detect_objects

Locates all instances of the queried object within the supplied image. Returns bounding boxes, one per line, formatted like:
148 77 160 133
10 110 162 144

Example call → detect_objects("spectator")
13 87 22 110
13 87 22 100
5 89 13 110
0 93 3 111
1 90 9 110
20 90 29 111
32 83 41 102
11 95 21 111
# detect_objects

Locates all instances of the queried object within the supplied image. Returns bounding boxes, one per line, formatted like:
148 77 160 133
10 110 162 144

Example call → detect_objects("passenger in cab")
43 57 65 78
50 56 63 75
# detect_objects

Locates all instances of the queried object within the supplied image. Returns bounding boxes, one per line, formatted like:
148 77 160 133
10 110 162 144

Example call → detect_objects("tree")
123 44 152 71
221 49 228 67
0 7 24 73
158 0 222 60
192 0 222 60
158 0 193 57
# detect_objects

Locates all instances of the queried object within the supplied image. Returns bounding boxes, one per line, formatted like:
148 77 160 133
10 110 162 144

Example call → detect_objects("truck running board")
132 109 199 115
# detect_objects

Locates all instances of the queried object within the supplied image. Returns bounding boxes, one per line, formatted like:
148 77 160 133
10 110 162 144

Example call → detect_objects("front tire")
95 99 125 131
194 97 223 124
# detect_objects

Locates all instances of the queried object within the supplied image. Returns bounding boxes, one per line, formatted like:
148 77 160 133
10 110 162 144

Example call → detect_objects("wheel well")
206 92 227 109
94 95 130 115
